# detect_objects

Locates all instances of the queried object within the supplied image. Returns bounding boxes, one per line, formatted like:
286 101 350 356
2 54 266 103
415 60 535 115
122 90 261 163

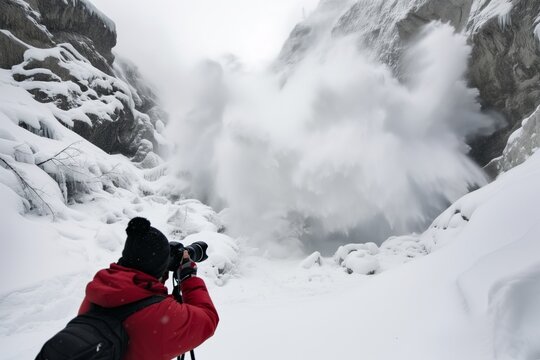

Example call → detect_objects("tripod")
172 272 196 360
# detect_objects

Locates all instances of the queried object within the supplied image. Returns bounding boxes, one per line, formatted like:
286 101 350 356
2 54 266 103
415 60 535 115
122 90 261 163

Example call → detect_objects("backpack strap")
91 295 166 322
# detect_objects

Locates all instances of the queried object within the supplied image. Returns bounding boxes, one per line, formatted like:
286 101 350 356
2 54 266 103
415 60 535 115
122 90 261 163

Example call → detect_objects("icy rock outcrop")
275 0 355 69
0 1 54 68
467 0 540 165
300 251 323 269
0 0 168 158
277 0 540 169
10 43 157 156
334 243 380 275
114 58 160 114
486 105 540 174
330 231 441 275
113 57 171 158
0 0 114 73
278 0 474 72
37 0 116 72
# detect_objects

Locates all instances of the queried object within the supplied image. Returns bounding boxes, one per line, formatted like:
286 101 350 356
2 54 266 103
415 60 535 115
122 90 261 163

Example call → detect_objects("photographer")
77 217 219 360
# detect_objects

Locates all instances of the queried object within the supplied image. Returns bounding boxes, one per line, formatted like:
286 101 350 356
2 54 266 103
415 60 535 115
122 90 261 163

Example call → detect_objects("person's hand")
178 250 197 282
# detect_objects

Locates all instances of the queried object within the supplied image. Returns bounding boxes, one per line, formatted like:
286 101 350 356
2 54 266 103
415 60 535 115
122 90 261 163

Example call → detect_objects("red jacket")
78 263 219 360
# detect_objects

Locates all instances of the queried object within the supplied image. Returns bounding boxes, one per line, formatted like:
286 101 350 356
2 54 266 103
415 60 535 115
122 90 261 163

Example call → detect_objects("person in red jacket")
78 217 219 360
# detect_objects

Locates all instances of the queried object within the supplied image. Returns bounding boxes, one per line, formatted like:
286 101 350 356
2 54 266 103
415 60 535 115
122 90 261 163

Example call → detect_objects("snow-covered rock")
300 251 322 269
486 104 540 174
0 0 115 73
333 242 379 265
341 251 379 275
167 199 224 239
0 0 169 159
333 242 379 275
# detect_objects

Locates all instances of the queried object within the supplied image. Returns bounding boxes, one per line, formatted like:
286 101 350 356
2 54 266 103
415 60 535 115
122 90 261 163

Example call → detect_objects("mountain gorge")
1 0 540 359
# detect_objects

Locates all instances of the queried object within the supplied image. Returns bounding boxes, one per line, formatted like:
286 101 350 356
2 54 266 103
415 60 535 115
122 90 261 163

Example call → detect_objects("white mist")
172 23 495 255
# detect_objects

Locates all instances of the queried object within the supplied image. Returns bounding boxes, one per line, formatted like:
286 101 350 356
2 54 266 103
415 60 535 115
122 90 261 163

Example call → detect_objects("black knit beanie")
118 217 170 279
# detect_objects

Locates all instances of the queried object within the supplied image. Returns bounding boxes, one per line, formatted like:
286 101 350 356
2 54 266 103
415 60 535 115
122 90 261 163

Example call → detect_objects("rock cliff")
0 0 167 160
466 0 540 165
277 0 540 170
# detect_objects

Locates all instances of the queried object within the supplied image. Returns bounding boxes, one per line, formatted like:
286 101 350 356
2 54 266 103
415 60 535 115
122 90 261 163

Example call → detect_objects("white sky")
90 0 320 74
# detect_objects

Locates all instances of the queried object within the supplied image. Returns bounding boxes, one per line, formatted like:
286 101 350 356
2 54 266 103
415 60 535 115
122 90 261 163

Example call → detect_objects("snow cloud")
89 0 320 129
173 23 495 255
88 1 495 255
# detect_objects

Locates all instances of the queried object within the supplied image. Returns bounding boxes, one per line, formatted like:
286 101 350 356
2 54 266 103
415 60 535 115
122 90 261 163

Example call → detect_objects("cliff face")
0 0 167 159
0 0 114 72
276 0 540 170
486 104 540 174
466 0 540 165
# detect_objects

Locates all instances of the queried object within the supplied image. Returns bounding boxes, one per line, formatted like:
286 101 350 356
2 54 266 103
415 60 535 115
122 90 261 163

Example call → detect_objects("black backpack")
36 295 165 360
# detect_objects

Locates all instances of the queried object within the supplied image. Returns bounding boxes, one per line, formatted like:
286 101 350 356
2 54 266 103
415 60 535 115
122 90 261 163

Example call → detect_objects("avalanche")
3 148 540 359
1 0 540 359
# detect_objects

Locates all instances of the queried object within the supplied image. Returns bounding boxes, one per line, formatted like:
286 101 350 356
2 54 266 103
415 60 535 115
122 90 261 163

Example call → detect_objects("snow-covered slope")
2 142 539 359
0 2 237 350
195 147 540 360
0 58 237 355
1 1 540 359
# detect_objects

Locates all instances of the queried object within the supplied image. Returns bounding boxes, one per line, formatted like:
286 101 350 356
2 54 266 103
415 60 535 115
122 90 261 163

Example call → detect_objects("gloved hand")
178 250 197 282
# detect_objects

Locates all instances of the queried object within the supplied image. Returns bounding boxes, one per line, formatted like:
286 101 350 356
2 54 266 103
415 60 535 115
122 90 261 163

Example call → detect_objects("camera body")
168 241 208 272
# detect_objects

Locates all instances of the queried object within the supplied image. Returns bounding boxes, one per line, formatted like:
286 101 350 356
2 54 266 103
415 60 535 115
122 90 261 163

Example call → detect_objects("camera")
168 241 208 271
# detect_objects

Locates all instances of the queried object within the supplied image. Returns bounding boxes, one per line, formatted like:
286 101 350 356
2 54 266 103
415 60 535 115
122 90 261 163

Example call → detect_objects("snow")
2 50 537 357
63 0 116 33
299 251 322 269
535 15 540 41
1 148 540 359
183 231 239 285
493 105 540 172
492 266 540 360
187 23 495 254
469 0 514 33
1 2 539 359
7 2 53 41
10 43 138 129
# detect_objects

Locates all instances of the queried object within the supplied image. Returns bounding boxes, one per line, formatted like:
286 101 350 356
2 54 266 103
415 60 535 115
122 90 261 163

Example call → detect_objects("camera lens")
185 241 208 262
